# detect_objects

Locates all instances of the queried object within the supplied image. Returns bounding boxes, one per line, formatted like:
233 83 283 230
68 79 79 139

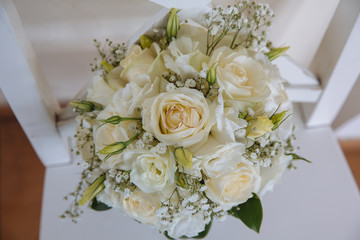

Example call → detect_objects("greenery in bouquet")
62 0 309 239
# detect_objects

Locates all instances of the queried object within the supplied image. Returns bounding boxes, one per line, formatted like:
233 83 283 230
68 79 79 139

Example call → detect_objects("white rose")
97 186 122 208
210 46 271 102
93 88 143 170
130 151 176 193
195 136 245 178
165 211 210 239
142 88 216 148
211 100 248 143
113 77 160 115
94 121 136 170
164 36 209 80
86 74 116 106
205 163 261 210
121 189 160 225
120 43 163 83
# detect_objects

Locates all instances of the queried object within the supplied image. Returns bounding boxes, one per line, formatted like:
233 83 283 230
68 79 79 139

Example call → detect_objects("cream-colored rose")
94 120 136 170
210 46 271 102
130 151 176 193
121 189 160 225
86 74 116 106
163 36 209 81
176 20 208 54
205 163 261 210
195 136 245 178
142 88 216 148
120 43 163 83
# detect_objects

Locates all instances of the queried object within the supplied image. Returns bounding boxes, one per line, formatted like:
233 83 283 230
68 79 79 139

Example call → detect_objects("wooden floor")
0 110 359 240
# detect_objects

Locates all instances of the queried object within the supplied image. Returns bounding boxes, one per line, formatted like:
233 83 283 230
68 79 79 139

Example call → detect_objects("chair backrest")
0 0 68 166
0 0 359 167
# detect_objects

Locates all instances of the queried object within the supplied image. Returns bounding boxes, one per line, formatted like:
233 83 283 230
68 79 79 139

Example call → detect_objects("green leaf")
164 231 175 240
228 193 263 233
287 153 312 163
91 197 112 211
78 175 106 206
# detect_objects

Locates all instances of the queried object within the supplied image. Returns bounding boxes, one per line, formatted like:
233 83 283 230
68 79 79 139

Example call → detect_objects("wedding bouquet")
62 0 308 238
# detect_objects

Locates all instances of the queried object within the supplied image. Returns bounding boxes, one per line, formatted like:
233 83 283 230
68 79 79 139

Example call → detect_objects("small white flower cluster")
205 0 274 54
162 71 219 98
90 38 127 72
157 187 226 232
134 131 168 155
106 169 134 198
244 134 283 167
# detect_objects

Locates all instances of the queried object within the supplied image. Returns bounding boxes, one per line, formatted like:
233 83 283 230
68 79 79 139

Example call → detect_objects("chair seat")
40 104 360 240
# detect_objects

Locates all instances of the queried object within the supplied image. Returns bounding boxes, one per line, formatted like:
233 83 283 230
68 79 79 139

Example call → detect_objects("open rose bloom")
66 0 301 239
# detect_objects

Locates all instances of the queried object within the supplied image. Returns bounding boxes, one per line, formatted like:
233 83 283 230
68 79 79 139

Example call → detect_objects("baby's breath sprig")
90 39 127 72
205 0 274 55
162 71 218 98
244 137 282 167
60 170 87 223
105 169 136 196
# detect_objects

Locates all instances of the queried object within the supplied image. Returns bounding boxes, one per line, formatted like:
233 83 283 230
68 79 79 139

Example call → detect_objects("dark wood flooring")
0 109 359 239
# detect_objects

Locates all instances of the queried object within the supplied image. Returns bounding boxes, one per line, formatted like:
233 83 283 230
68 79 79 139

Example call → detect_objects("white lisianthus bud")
174 147 193 170
167 8 180 41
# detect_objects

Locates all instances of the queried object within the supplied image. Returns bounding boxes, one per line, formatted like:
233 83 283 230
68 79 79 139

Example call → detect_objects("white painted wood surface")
40 104 360 240
303 0 360 127
0 0 69 166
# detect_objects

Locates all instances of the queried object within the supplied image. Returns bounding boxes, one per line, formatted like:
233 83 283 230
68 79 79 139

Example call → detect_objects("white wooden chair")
1 0 359 239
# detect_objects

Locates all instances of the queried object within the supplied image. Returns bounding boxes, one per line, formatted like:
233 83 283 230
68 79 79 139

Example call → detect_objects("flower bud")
140 35 153 49
270 111 287 130
206 65 217 85
174 147 193 170
70 100 103 112
78 175 106 206
98 116 142 128
99 142 126 155
265 46 289 61
101 116 122 125
99 130 143 160
238 112 246 119
175 171 188 189
100 60 114 73
245 116 274 139
167 8 179 41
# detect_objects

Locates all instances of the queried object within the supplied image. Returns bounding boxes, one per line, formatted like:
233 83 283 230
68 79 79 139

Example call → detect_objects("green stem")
124 129 144 146
230 29 241 49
